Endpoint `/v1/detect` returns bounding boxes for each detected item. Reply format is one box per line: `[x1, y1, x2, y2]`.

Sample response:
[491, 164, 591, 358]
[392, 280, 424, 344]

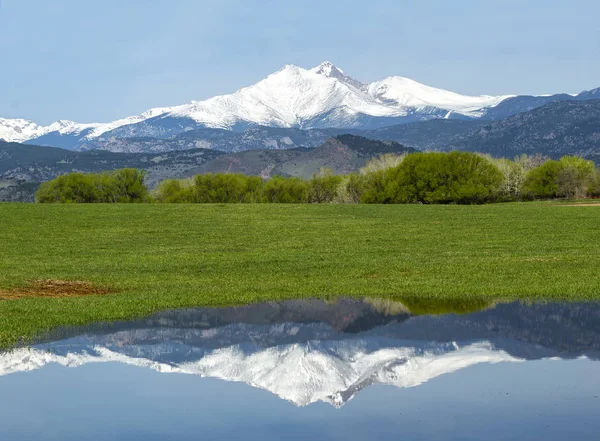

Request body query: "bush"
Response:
[111, 169, 149, 202]
[308, 168, 343, 203]
[335, 173, 364, 204]
[154, 179, 194, 203]
[260, 176, 309, 203]
[193, 173, 263, 203]
[522, 160, 561, 199]
[36, 169, 149, 203]
[523, 156, 596, 200]
[556, 156, 596, 199]
[378, 151, 504, 204]
[588, 170, 600, 198]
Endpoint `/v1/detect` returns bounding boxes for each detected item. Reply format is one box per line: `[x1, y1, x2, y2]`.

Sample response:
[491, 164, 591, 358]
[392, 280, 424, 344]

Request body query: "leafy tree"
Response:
[36, 173, 97, 203]
[588, 169, 600, 198]
[260, 176, 309, 203]
[154, 179, 194, 203]
[335, 173, 365, 204]
[111, 169, 149, 202]
[308, 168, 343, 203]
[36, 169, 149, 203]
[381, 151, 504, 204]
[522, 160, 562, 199]
[193, 173, 263, 203]
[359, 170, 388, 203]
[523, 156, 596, 199]
[556, 156, 596, 199]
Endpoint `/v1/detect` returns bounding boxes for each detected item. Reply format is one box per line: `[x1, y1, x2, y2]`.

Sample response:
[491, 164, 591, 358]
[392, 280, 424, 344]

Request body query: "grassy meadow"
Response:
[1, 202, 599, 349]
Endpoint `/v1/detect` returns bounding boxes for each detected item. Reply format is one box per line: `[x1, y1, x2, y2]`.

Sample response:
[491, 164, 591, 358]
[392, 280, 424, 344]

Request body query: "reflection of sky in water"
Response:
[1, 359, 598, 441]
[0, 299, 599, 440]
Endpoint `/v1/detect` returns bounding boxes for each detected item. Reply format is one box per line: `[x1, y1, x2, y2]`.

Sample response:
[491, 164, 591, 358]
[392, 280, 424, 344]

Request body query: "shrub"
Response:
[556, 156, 596, 199]
[193, 173, 263, 203]
[588, 170, 600, 198]
[36, 169, 149, 203]
[111, 169, 149, 202]
[523, 156, 596, 199]
[380, 151, 504, 204]
[154, 179, 194, 203]
[335, 173, 365, 204]
[308, 168, 343, 203]
[36, 173, 97, 203]
[260, 176, 309, 203]
[522, 160, 561, 199]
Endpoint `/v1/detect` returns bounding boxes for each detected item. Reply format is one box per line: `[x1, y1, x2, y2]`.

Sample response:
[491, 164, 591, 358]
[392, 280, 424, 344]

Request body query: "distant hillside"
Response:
[0, 136, 413, 201]
[0, 141, 224, 201]
[364, 119, 488, 150]
[440, 99, 600, 160]
[0, 179, 39, 203]
[79, 126, 354, 154]
[190, 135, 417, 179]
[358, 100, 600, 161]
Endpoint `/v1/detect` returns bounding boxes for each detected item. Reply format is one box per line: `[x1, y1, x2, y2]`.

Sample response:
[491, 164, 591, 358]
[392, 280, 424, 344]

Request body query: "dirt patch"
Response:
[0, 279, 114, 300]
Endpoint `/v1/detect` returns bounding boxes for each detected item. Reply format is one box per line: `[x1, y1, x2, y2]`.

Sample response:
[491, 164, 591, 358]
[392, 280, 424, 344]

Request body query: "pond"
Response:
[1, 298, 599, 440]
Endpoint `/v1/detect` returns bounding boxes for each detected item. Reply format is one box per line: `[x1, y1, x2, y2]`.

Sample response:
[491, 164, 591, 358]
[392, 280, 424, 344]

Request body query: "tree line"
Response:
[36, 152, 600, 204]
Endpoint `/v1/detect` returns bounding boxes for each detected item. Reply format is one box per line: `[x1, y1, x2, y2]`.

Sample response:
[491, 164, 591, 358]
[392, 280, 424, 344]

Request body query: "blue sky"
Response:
[1, 0, 599, 124]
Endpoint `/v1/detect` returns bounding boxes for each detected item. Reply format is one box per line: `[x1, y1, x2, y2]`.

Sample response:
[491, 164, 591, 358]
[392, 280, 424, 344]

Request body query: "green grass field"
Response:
[1, 202, 599, 349]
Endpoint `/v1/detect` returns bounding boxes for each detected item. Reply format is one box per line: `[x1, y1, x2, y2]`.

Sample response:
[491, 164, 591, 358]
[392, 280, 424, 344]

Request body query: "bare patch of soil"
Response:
[0, 279, 113, 300]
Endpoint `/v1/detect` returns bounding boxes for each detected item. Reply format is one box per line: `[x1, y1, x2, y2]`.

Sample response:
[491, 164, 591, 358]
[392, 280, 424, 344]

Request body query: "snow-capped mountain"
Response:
[0, 324, 520, 407]
[1, 106, 176, 149]
[94, 61, 513, 137]
[0, 118, 47, 144]
[0, 62, 514, 150]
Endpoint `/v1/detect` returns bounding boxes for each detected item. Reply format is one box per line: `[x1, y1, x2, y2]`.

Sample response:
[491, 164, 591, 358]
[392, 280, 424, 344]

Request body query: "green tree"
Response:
[260, 176, 310, 203]
[556, 156, 596, 199]
[588, 169, 600, 198]
[523, 160, 561, 199]
[36, 169, 149, 203]
[335, 173, 365, 204]
[111, 169, 149, 202]
[154, 179, 194, 203]
[308, 168, 343, 203]
[381, 151, 503, 204]
[193, 173, 263, 203]
[36, 173, 98, 203]
[523, 156, 596, 200]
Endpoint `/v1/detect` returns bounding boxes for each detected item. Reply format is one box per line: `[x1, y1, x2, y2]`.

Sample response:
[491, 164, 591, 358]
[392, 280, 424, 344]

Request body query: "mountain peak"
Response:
[310, 61, 365, 90]
[312, 61, 345, 76]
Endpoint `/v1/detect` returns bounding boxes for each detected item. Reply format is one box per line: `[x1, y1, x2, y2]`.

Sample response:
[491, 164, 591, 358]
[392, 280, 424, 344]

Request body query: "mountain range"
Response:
[2, 61, 598, 152]
[0, 135, 416, 201]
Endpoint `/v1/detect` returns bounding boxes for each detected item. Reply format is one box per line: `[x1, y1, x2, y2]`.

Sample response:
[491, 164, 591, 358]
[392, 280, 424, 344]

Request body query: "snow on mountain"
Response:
[0, 62, 515, 149]
[144, 61, 512, 132]
[0, 118, 47, 143]
[81, 106, 177, 139]
[161, 62, 409, 130]
[0, 321, 523, 407]
[367, 76, 512, 117]
[0, 107, 175, 146]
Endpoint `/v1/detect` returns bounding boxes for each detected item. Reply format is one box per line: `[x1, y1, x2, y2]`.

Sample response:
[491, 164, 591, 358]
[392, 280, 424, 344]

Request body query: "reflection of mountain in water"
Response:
[1, 299, 599, 407]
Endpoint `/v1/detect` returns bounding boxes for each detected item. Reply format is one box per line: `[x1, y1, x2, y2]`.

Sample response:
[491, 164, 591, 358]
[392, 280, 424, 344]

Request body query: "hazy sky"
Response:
[1, 0, 599, 124]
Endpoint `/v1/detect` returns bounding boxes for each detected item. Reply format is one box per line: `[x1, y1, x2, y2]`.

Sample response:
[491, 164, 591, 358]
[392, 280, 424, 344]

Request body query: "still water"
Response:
[1, 298, 599, 440]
